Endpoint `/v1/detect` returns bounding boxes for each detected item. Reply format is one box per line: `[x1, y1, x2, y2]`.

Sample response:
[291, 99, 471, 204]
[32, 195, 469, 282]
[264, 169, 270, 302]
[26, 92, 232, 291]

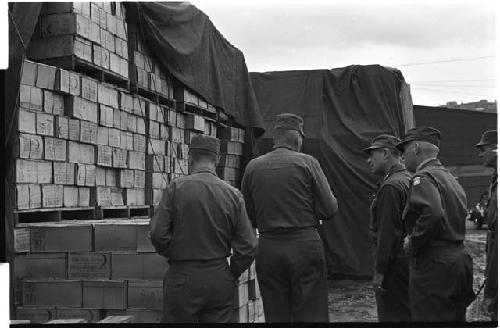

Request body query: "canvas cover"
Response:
[250, 66, 414, 277]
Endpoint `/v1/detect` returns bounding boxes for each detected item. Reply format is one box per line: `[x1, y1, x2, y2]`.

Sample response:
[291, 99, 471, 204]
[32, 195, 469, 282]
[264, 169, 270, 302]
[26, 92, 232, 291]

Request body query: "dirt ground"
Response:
[327, 220, 492, 323]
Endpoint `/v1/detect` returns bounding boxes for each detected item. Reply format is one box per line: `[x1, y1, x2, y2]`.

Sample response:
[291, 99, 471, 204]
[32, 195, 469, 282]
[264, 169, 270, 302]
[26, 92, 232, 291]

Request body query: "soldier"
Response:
[398, 126, 475, 322]
[150, 135, 257, 323]
[476, 130, 497, 321]
[241, 113, 338, 322]
[364, 134, 411, 322]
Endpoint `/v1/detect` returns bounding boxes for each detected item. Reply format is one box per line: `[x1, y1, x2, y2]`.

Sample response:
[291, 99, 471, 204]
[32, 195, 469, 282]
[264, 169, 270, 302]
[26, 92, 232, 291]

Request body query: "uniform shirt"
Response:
[485, 173, 497, 299]
[241, 146, 338, 232]
[150, 167, 257, 278]
[403, 158, 467, 255]
[370, 163, 411, 274]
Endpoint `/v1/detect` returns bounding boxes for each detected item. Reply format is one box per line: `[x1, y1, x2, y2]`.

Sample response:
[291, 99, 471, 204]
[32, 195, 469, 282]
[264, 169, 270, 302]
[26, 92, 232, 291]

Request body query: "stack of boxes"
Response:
[12, 1, 262, 323]
[28, 2, 129, 79]
[14, 219, 166, 323]
[233, 262, 265, 323]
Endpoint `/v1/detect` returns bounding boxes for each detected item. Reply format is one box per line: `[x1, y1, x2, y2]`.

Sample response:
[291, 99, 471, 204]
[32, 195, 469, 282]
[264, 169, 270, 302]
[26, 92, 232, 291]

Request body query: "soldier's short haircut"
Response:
[190, 149, 218, 162]
[273, 128, 301, 145]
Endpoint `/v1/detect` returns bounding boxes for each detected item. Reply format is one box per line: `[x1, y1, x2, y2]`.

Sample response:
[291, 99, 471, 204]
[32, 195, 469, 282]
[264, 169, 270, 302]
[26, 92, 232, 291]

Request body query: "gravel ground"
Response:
[328, 220, 491, 323]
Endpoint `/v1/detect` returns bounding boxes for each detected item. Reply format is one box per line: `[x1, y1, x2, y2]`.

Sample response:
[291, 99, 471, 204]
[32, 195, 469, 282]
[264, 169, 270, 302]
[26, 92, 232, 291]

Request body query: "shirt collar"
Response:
[191, 167, 217, 176]
[272, 145, 296, 152]
[416, 157, 439, 172]
[383, 163, 406, 182]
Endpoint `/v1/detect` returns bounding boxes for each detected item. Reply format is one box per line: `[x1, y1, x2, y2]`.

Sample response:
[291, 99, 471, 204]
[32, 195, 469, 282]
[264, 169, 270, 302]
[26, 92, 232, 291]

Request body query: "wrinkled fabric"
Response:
[125, 2, 265, 137]
[250, 66, 413, 277]
[485, 173, 497, 320]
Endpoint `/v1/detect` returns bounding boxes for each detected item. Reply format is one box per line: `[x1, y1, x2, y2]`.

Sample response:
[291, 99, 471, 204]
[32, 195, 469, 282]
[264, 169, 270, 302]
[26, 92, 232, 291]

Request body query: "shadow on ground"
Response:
[327, 220, 491, 323]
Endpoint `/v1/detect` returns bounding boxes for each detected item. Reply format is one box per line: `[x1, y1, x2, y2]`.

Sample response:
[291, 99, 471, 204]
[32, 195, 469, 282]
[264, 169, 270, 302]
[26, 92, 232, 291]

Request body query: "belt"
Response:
[168, 257, 228, 265]
[260, 226, 316, 235]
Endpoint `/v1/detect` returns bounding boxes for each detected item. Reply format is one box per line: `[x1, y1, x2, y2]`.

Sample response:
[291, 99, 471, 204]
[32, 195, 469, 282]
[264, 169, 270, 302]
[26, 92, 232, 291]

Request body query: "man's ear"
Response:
[413, 142, 420, 156]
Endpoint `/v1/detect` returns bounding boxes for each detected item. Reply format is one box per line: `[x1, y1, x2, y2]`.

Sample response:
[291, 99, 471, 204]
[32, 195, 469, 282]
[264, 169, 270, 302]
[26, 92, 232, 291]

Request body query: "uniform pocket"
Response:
[164, 273, 187, 292]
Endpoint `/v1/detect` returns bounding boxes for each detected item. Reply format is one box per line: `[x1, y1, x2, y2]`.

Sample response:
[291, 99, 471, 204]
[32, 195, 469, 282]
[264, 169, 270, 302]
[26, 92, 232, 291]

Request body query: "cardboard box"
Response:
[26, 86, 43, 111]
[16, 159, 36, 183]
[99, 105, 114, 127]
[127, 280, 163, 309]
[30, 223, 93, 252]
[147, 103, 158, 121]
[185, 114, 205, 132]
[134, 170, 145, 189]
[119, 110, 129, 131]
[112, 148, 128, 168]
[147, 138, 165, 155]
[18, 133, 43, 159]
[97, 126, 109, 146]
[110, 187, 124, 206]
[69, 71, 81, 96]
[68, 119, 80, 141]
[146, 172, 168, 190]
[85, 164, 96, 186]
[63, 186, 79, 207]
[81, 76, 98, 102]
[169, 127, 183, 143]
[105, 168, 117, 187]
[110, 52, 120, 74]
[96, 145, 113, 167]
[108, 128, 121, 147]
[44, 137, 66, 161]
[21, 60, 37, 86]
[79, 187, 90, 207]
[54, 162, 74, 185]
[55, 68, 70, 93]
[55, 308, 101, 323]
[136, 224, 155, 252]
[16, 184, 29, 210]
[18, 109, 36, 134]
[82, 280, 126, 309]
[55, 116, 69, 139]
[40, 13, 89, 39]
[128, 151, 145, 170]
[36, 112, 54, 136]
[14, 228, 30, 253]
[112, 253, 168, 280]
[133, 134, 146, 153]
[125, 132, 134, 150]
[124, 189, 145, 205]
[68, 252, 111, 279]
[23, 280, 82, 307]
[95, 167, 106, 186]
[148, 120, 160, 138]
[30, 184, 42, 208]
[15, 307, 56, 323]
[91, 186, 112, 206]
[67, 96, 98, 123]
[35, 63, 57, 89]
[133, 97, 146, 117]
[27, 35, 91, 62]
[94, 223, 138, 251]
[43, 90, 54, 113]
[14, 253, 67, 279]
[118, 169, 134, 188]
[127, 114, 137, 133]
[68, 142, 95, 164]
[41, 184, 63, 208]
[120, 92, 133, 113]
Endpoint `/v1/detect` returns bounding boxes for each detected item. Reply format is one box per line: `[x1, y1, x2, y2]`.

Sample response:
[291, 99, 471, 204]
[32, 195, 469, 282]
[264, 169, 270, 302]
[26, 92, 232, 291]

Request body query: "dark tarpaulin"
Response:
[250, 65, 413, 277]
[125, 2, 265, 137]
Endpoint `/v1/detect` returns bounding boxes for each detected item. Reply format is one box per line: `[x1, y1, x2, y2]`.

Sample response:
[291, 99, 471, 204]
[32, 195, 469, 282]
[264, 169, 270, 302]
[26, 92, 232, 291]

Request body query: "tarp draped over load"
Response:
[124, 2, 265, 137]
[250, 66, 413, 277]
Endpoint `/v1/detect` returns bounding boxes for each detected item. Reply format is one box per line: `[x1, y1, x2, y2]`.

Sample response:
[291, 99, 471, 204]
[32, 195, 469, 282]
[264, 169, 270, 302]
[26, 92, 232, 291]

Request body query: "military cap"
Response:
[189, 135, 220, 155]
[475, 130, 497, 147]
[363, 134, 402, 153]
[274, 113, 306, 138]
[396, 126, 441, 151]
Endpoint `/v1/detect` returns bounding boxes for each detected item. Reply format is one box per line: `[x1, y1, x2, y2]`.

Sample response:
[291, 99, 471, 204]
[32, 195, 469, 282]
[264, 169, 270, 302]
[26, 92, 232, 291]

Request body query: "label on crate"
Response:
[36, 112, 54, 136]
[76, 164, 86, 186]
[69, 71, 81, 96]
[68, 252, 111, 279]
[63, 186, 79, 207]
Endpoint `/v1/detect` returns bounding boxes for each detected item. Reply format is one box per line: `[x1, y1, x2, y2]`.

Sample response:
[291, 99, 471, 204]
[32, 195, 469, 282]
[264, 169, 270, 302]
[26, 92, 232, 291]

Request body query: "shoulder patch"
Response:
[413, 177, 421, 186]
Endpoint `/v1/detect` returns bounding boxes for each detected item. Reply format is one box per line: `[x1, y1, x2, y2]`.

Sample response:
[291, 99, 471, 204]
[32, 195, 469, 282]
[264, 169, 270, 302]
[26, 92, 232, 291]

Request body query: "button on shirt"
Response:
[241, 147, 338, 232]
[403, 158, 467, 255]
[370, 163, 411, 274]
[150, 168, 257, 278]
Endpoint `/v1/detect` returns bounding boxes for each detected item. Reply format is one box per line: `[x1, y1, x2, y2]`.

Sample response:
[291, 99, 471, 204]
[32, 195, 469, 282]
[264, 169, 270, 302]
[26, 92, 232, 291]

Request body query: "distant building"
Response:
[414, 104, 497, 207]
[441, 99, 497, 113]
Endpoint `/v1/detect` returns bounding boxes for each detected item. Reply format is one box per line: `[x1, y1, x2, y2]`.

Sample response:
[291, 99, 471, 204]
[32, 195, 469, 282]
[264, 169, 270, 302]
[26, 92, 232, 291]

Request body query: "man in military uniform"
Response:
[476, 130, 497, 321]
[150, 135, 257, 323]
[364, 134, 411, 322]
[241, 113, 338, 322]
[398, 126, 475, 322]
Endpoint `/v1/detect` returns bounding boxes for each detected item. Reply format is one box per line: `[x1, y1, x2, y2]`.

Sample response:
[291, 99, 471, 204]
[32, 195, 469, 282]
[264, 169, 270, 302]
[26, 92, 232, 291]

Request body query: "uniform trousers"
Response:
[375, 255, 411, 322]
[255, 228, 329, 322]
[162, 258, 236, 323]
[409, 244, 475, 322]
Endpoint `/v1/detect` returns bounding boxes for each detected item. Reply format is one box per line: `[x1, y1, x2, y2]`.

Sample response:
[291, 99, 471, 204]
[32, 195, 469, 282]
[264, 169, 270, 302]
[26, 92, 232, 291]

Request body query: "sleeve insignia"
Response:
[413, 177, 421, 186]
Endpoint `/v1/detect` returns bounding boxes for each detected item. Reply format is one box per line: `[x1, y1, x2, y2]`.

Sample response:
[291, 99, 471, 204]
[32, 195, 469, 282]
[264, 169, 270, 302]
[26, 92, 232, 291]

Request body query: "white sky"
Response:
[192, 0, 498, 107]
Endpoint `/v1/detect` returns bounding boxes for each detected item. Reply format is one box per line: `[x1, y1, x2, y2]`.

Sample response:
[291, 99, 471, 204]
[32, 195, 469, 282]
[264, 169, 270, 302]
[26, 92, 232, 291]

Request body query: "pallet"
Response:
[95, 205, 150, 219]
[39, 56, 130, 90]
[14, 207, 95, 224]
[177, 101, 217, 120]
[130, 84, 176, 109]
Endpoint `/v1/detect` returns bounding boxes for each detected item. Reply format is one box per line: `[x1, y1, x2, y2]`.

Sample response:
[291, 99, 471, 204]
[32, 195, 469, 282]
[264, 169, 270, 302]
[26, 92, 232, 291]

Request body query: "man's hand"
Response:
[372, 272, 384, 289]
[403, 236, 411, 255]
